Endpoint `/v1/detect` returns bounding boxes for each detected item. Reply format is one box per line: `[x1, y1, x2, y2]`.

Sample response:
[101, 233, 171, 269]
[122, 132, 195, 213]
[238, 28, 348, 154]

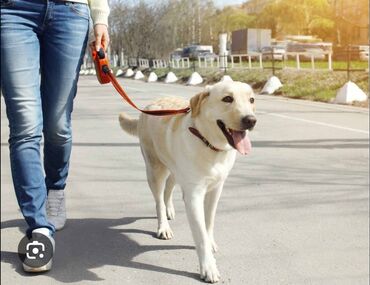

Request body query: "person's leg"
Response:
[40, 1, 89, 228]
[0, 1, 55, 236]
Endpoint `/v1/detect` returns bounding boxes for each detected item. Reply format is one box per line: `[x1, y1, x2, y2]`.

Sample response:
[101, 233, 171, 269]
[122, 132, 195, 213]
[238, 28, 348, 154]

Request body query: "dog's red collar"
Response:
[188, 127, 222, 152]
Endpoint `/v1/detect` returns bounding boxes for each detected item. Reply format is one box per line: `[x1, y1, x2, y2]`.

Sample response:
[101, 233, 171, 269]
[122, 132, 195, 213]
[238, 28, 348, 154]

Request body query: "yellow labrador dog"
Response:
[119, 81, 256, 283]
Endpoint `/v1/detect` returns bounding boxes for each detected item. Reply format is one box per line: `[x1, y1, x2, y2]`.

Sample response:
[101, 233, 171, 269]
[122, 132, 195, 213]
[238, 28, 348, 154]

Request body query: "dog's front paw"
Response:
[166, 204, 175, 220]
[200, 261, 220, 283]
[157, 225, 174, 240]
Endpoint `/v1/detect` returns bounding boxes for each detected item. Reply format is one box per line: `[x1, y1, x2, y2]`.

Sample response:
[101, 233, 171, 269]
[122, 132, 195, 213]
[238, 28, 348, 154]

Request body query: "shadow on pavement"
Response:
[3, 138, 368, 149]
[253, 138, 369, 149]
[1, 217, 198, 283]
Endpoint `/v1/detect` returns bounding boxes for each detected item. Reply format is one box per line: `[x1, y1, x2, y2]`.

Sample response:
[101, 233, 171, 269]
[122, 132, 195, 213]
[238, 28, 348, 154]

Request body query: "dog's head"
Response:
[190, 81, 256, 155]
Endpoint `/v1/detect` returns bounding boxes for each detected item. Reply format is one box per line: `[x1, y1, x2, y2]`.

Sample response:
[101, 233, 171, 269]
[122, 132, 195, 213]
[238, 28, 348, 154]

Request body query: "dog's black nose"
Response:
[241, 115, 257, 130]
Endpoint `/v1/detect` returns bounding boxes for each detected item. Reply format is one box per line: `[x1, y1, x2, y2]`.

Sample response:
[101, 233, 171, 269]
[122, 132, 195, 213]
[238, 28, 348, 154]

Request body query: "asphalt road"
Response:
[1, 76, 369, 285]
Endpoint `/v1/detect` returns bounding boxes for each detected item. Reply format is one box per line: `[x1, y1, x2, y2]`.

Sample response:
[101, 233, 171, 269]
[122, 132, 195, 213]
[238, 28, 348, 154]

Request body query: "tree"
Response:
[107, 0, 354, 58]
[256, 0, 335, 41]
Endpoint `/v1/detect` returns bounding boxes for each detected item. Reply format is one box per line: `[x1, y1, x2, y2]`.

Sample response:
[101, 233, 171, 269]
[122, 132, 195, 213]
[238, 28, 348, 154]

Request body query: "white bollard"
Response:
[334, 81, 368, 104]
[260, 76, 283, 94]
[147, 72, 158, 82]
[187, 72, 203, 85]
[220, 75, 233, 82]
[116, 69, 124, 77]
[124, 68, 134, 77]
[134, 70, 145, 80]
[164, 72, 178, 83]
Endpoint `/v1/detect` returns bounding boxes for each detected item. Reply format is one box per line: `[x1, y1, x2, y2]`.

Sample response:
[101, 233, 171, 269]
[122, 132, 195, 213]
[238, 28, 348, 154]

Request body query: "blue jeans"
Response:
[1, 0, 89, 235]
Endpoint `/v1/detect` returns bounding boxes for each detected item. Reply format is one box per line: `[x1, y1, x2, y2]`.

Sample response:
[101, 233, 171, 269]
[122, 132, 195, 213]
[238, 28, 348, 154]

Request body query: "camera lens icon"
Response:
[26, 241, 45, 259]
[18, 232, 53, 268]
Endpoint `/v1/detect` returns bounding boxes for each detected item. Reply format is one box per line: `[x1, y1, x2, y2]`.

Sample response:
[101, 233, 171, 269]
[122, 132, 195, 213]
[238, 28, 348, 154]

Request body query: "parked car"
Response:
[357, 45, 369, 61]
[183, 45, 214, 59]
[197, 51, 218, 61]
[333, 45, 369, 61]
[170, 48, 183, 60]
[286, 43, 328, 60]
[359, 49, 369, 61]
[261, 45, 286, 61]
[303, 47, 326, 60]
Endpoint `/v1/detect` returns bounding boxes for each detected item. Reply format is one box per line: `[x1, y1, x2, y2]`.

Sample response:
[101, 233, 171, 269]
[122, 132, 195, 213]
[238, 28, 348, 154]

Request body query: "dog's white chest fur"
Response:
[146, 114, 236, 186]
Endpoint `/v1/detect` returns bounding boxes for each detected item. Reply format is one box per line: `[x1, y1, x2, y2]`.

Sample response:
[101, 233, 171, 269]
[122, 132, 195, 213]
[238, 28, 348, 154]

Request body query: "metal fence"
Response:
[81, 45, 369, 79]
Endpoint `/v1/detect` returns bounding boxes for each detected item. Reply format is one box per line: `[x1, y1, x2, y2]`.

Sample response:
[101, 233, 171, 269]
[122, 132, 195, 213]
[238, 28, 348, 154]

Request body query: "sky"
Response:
[213, 0, 246, 7]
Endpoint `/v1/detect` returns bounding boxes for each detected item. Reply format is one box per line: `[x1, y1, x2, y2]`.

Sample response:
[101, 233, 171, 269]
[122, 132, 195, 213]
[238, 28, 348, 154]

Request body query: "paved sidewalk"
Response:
[1, 77, 369, 285]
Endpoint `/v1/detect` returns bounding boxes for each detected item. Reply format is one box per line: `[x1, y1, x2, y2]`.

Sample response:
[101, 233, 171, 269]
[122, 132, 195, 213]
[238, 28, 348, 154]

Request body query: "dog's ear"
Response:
[190, 91, 209, 118]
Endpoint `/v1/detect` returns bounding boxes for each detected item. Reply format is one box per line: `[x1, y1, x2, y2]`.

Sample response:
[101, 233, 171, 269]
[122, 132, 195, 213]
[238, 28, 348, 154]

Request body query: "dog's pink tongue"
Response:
[231, 130, 252, 155]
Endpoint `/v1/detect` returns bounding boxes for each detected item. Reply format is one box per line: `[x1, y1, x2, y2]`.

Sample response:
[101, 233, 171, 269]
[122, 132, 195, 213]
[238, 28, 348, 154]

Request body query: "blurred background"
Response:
[82, 0, 369, 105]
[108, 0, 368, 58]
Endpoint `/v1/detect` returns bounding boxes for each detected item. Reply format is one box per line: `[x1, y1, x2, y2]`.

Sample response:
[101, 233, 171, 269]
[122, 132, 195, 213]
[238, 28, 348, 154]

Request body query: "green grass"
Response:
[276, 70, 368, 102]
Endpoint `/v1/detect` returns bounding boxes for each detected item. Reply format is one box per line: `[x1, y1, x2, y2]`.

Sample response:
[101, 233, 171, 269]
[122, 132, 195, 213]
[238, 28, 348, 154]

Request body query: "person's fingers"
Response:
[102, 32, 110, 50]
[95, 34, 102, 51]
[93, 25, 109, 51]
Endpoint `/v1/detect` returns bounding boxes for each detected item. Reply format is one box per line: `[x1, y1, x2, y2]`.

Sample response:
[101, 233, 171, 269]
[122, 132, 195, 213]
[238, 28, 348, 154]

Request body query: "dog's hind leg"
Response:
[144, 154, 174, 240]
[164, 174, 176, 220]
[204, 183, 224, 253]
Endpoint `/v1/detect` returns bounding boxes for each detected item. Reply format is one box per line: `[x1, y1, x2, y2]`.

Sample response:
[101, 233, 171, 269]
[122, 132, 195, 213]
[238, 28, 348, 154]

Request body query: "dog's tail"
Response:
[118, 112, 138, 137]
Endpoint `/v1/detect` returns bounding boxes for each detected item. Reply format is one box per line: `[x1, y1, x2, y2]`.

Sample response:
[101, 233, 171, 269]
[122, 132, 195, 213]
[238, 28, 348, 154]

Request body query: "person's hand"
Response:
[90, 24, 109, 51]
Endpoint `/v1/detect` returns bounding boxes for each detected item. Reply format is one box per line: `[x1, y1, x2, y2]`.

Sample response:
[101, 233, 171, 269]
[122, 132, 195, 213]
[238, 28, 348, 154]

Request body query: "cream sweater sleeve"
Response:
[88, 0, 110, 26]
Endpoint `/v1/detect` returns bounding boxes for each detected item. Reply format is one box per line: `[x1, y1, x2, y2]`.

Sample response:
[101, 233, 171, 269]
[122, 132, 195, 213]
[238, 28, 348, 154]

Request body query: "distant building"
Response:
[329, 0, 369, 45]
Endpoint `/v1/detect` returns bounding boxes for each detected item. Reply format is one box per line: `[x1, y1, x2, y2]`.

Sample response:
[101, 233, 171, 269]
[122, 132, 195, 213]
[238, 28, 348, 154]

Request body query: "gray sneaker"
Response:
[46, 190, 66, 231]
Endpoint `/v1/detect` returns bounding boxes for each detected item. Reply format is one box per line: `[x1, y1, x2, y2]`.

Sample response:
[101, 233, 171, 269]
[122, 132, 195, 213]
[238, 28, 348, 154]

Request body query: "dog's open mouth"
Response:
[217, 120, 252, 155]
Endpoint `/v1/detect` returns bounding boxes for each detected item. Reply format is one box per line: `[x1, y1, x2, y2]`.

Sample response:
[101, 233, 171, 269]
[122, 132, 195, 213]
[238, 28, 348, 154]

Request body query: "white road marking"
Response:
[264, 112, 369, 135]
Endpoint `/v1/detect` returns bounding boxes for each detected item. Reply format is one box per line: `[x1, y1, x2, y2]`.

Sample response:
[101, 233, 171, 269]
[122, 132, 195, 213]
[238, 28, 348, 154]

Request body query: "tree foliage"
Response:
[255, 0, 335, 40]
[108, 0, 367, 57]
[108, 0, 255, 58]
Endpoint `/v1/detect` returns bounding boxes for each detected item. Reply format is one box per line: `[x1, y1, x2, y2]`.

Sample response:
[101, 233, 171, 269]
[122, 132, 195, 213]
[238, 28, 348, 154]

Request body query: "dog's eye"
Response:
[222, 96, 234, 103]
[250, 97, 255, 104]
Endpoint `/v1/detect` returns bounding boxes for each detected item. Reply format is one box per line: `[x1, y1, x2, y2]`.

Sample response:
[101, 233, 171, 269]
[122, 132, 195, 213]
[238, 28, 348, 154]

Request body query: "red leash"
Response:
[92, 48, 191, 116]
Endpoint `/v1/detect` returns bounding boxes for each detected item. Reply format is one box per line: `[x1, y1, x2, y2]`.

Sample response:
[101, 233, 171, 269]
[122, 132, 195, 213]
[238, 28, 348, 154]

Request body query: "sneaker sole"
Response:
[23, 260, 52, 273]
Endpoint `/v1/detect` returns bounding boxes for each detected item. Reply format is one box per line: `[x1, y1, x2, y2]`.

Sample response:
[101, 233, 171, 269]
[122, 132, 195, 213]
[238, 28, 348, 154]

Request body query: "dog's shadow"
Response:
[1, 217, 198, 283]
